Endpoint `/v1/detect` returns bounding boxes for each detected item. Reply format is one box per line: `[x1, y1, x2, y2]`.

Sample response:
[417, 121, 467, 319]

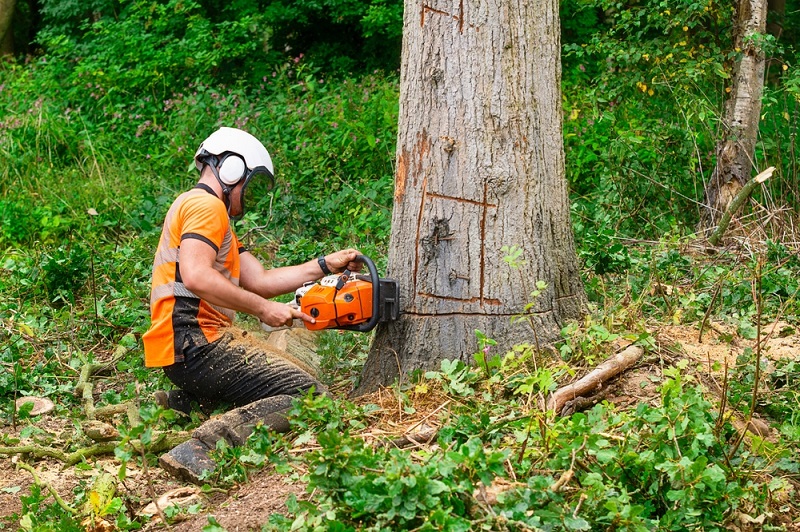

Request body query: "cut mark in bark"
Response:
[411, 131, 431, 188]
[479, 182, 489, 307]
[402, 307, 553, 316]
[412, 175, 429, 293]
[420, 1, 465, 33]
[416, 292, 502, 305]
[396, 148, 408, 201]
[426, 191, 497, 208]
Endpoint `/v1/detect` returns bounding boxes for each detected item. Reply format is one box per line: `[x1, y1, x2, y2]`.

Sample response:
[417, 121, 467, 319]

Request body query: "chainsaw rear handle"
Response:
[339, 254, 381, 332]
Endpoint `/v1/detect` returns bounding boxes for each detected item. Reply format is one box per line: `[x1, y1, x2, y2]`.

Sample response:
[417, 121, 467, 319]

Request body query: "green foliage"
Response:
[33, 0, 268, 129]
[562, 0, 799, 243]
[258, 363, 785, 531]
[209, 423, 292, 486]
[317, 329, 373, 388]
[16, 484, 83, 531]
[203, 516, 228, 532]
[728, 349, 800, 443]
[38, 0, 120, 37]
[497, 371, 755, 530]
[265, 393, 502, 531]
[33, 0, 402, 78]
[40, 242, 90, 304]
[572, 215, 631, 275]
[424, 358, 481, 398]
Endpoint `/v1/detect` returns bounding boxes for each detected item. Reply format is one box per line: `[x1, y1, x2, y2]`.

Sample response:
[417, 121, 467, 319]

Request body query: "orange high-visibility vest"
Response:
[143, 186, 242, 367]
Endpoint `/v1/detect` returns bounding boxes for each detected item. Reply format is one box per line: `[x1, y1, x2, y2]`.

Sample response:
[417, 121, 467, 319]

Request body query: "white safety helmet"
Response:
[194, 127, 275, 219]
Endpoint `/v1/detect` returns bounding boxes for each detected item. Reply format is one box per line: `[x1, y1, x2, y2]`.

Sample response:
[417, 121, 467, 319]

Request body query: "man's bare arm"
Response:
[239, 248, 362, 299]
[179, 238, 312, 327]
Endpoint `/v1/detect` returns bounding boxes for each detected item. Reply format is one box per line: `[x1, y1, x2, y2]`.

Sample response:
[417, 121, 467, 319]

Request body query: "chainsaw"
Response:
[293, 254, 399, 332]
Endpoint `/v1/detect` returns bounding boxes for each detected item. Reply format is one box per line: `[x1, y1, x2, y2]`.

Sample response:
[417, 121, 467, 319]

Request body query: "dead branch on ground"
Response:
[547, 345, 645, 416]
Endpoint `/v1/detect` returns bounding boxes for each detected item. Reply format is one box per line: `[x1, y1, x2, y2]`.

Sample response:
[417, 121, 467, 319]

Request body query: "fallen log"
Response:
[547, 345, 644, 416]
[385, 424, 439, 449]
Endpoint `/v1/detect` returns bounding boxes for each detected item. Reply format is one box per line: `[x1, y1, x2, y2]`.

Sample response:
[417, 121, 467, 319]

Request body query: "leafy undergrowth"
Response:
[3, 232, 800, 531]
[124, 312, 800, 532]
[257, 330, 800, 532]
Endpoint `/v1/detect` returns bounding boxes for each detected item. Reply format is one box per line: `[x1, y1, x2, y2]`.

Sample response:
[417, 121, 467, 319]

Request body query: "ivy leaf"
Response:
[738, 319, 758, 340]
[564, 516, 591, 530]
[702, 464, 726, 484]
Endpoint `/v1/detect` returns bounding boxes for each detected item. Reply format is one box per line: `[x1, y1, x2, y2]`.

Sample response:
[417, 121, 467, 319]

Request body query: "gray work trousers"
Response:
[163, 331, 325, 445]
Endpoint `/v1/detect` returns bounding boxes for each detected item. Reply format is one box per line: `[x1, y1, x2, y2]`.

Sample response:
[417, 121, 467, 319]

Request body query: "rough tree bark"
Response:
[0, 0, 16, 57]
[356, 0, 586, 394]
[701, 0, 768, 231]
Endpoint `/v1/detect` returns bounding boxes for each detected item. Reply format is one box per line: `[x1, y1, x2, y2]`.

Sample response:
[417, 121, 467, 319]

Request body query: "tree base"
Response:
[354, 311, 566, 396]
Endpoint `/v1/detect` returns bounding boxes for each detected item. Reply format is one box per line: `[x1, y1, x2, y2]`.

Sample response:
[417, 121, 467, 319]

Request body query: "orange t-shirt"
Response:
[143, 186, 243, 367]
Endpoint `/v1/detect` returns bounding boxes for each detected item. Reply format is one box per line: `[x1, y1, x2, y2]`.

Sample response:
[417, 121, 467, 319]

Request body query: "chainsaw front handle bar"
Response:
[340, 254, 381, 332]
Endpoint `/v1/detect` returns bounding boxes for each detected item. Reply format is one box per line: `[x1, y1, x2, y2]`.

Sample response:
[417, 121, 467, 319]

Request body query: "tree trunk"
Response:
[356, 0, 585, 394]
[701, 0, 768, 231]
[0, 0, 16, 57]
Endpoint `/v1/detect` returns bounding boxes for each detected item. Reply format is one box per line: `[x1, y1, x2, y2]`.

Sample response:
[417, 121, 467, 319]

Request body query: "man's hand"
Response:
[260, 301, 315, 328]
[324, 248, 363, 274]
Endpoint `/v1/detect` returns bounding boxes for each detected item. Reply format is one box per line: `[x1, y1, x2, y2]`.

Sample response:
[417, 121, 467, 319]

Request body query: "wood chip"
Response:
[139, 486, 203, 517]
[15, 397, 54, 416]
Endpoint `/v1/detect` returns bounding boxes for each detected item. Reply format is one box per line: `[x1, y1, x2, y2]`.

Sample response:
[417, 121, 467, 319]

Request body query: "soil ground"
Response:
[2, 322, 799, 531]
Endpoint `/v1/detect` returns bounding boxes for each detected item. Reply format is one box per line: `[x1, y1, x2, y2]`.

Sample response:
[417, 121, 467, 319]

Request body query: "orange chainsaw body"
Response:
[300, 277, 374, 331]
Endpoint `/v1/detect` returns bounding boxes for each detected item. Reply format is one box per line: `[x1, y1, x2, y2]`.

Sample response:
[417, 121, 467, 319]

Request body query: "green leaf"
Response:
[666, 489, 685, 501]
[595, 448, 616, 463]
[738, 319, 758, 340]
[564, 516, 591, 530]
[203, 516, 228, 532]
[702, 464, 726, 484]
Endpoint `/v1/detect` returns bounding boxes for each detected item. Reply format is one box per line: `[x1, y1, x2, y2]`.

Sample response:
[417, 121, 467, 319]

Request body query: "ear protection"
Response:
[217, 153, 247, 186]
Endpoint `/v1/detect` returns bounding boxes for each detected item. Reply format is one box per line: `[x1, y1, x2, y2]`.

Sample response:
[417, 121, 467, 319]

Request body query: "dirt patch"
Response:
[152, 471, 307, 532]
[602, 320, 800, 407]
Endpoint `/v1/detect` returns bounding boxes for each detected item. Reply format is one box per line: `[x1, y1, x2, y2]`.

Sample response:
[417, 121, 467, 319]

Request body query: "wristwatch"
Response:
[317, 256, 332, 275]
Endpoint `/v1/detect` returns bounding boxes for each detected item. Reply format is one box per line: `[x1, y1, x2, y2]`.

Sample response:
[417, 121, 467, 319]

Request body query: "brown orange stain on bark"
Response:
[395, 149, 408, 202]
[413, 129, 431, 184]
[396, 130, 430, 202]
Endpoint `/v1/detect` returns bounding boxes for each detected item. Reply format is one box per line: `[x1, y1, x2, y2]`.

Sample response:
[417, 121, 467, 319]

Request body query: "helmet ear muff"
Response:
[218, 154, 247, 186]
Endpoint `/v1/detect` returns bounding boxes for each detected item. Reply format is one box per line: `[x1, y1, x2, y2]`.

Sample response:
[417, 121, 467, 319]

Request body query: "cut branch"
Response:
[0, 431, 191, 466]
[547, 345, 644, 416]
[707, 166, 774, 246]
[17, 461, 77, 515]
[74, 337, 136, 421]
[384, 424, 439, 449]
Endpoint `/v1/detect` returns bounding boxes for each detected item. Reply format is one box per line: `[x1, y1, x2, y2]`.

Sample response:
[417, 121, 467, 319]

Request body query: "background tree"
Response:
[0, 0, 16, 56]
[357, 0, 586, 393]
[702, 0, 769, 230]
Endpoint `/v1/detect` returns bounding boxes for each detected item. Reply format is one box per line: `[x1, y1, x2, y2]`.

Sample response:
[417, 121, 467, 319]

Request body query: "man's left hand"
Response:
[324, 249, 363, 274]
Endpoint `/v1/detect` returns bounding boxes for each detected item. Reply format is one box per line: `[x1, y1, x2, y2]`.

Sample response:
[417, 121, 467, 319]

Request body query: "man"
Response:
[143, 126, 360, 483]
